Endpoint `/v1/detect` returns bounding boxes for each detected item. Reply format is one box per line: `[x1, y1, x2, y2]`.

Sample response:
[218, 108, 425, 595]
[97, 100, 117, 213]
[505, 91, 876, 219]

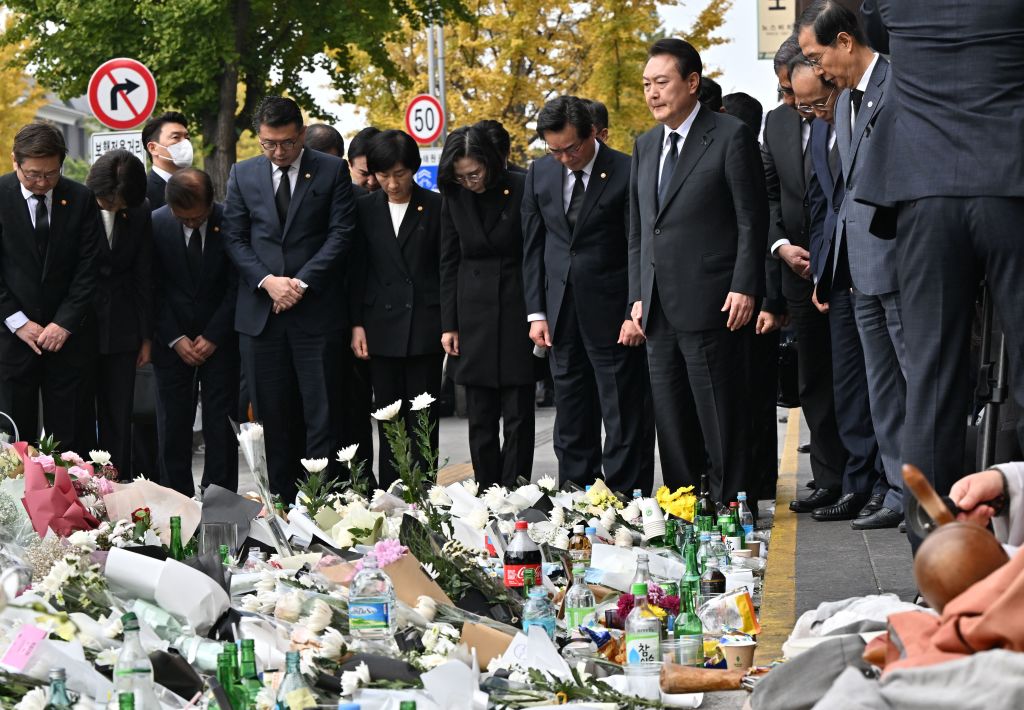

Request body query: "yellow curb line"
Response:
[756, 408, 801, 663]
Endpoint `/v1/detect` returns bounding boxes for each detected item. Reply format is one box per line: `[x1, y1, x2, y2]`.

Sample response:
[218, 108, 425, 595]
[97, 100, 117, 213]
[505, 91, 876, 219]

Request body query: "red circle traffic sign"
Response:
[405, 94, 445, 145]
[88, 58, 158, 130]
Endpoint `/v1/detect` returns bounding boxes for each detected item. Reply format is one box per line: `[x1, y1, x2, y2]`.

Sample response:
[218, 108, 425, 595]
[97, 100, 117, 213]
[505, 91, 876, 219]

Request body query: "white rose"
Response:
[409, 392, 436, 411]
[335, 444, 360, 464]
[371, 400, 403, 421]
[88, 450, 112, 466]
[428, 485, 452, 507]
[537, 475, 557, 492]
[300, 457, 329, 474]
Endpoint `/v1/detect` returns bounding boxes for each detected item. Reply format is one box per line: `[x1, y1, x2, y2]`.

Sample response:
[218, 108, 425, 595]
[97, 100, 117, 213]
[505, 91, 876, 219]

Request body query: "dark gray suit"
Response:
[833, 55, 906, 513]
[857, 1, 1024, 499]
[628, 105, 768, 504]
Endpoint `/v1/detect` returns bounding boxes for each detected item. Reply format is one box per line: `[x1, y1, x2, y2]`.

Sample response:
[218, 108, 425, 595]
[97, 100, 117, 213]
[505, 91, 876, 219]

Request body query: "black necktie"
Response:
[565, 170, 585, 232]
[802, 121, 814, 187]
[828, 139, 841, 182]
[32, 194, 49, 259]
[186, 226, 203, 284]
[850, 89, 864, 118]
[658, 132, 680, 209]
[275, 166, 291, 225]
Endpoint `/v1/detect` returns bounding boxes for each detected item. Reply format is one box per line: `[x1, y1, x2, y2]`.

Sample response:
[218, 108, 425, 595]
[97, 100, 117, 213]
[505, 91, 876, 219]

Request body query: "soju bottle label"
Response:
[349, 601, 390, 630]
[566, 606, 595, 628]
[625, 631, 661, 664]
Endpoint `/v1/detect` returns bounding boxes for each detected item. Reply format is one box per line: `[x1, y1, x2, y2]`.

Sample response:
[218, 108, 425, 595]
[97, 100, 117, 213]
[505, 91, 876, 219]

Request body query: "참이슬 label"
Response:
[625, 631, 661, 665]
[349, 601, 390, 630]
[504, 563, 542, 587]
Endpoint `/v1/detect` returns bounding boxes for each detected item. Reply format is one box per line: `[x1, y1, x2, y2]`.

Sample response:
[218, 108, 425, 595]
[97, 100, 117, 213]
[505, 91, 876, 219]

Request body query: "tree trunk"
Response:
[203, 0, 250, 200]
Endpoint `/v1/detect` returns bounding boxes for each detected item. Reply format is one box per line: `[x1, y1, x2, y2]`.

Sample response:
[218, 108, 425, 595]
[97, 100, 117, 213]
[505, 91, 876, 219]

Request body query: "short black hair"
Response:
[365, 129, 421, 173]
[535, 95, 594, 142]
[348, 126, 381, 161]
[787, 53, 816, 81]
[585, 99, 610, 132]
[796, 0, 866, 47]
[722, 93, 764, 136]
[437, 125, 505, 193]
[698, 77, 723, 112]
[13, 122, 67, 164]
[165, 168, 214, 211]
[773, 35, 802, 75]
[472, 119, 512, 160]
[141, 111, 188, 160]
[305, 124, 345, 156]
[648, 37, 703, 87]
[251, 96, 303, 133]
[86, 149, 147, 208]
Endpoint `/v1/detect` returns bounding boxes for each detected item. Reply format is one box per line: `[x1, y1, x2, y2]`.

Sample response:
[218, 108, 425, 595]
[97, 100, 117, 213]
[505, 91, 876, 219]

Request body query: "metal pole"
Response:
[426, 24, 436, 101]
[436, 24, 448, 140]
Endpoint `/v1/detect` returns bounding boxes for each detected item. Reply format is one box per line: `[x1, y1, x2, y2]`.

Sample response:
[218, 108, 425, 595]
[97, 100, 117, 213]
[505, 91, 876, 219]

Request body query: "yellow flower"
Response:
[656, 485, 697, 522]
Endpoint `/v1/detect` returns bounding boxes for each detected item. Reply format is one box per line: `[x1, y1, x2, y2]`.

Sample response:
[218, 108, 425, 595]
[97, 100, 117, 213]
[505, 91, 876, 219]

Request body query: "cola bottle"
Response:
[504, 520, 542, 597]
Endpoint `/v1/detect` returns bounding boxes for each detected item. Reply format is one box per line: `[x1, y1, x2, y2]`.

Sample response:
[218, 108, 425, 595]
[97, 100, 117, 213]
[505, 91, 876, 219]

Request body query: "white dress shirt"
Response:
[258, 150, 305, 290]
[152, 165, 174, 183]
[100, 209, 116, 246]
[527, 142, 602, 323]
[4, 184, 54, 333]
[387, 200, 410, 237]
[169, 223, 207, 348]
[658, 102, 701, 187]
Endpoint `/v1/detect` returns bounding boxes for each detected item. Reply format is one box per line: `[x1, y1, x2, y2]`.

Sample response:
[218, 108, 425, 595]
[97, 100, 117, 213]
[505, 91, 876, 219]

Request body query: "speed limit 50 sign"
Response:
[405, 94, 445, 145]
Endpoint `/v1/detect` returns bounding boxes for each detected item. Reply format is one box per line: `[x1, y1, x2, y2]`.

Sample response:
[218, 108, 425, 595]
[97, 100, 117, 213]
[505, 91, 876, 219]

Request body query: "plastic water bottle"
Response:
[564, 564, 596, 629]
[625, 583, 661, 665]
[585, 526, 599, 545]
[521, 587, 556, 639]
[348, 553, 397, 644]
[114, 613, 160, 710]
[737, 492, 755, 537]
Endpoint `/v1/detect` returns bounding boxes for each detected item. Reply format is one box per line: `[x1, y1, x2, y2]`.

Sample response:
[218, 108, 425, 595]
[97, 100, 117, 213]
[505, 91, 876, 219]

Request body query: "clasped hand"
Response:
[16, 320, 69, 355]
[264, 275, 305, 314]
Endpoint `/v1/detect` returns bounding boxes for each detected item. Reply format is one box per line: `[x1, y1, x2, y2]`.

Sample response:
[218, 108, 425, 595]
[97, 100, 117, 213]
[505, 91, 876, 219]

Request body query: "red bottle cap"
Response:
[515, 520, 528, 530]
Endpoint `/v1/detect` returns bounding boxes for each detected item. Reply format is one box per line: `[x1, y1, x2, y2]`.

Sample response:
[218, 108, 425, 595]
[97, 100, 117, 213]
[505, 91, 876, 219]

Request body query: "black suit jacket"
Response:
[440, 172, 533, 387]
[151, 203, 237, 350]
[222, 150, 356, 337]
[146, 170, 167, 211]
[350, 185, 443, 358]
[94, 203, 153, 354]
[0, 173, 101, 366]
[629, 106, 768, 331]
[521, 144, 632, 344]
[807, 119, 846, 287]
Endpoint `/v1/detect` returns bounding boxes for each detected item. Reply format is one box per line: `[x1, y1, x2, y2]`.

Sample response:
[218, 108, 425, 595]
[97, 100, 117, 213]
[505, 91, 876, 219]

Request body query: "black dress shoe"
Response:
[811, 492, 871, 521]
[790, 487, 840, 513]
[857, 493, 886, 518]
[797, 442, 811, 453]
[806, 480, 818, 490]
[850, 507, 902, 530]
[899, 520, 907, 534]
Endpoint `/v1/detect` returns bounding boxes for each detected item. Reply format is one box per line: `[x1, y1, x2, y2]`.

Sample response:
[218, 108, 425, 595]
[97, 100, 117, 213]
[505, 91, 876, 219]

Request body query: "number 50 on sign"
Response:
[405, 94, 445, 145]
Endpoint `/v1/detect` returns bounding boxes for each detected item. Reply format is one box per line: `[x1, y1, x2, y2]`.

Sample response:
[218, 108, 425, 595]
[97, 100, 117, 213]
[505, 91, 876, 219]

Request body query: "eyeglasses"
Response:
[454, 171, 484, 185]
[258, 137, 300, 152]
[796, 87, 837, 115]
[17, 165, 61, 182]
[805, 43, 834, 69]
[546, 141, 584, 157]
[777, 83, 795, 96]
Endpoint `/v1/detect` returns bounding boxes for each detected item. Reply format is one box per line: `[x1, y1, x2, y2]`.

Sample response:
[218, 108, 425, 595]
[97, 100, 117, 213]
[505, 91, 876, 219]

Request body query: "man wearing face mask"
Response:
[141, 112, 193, 211]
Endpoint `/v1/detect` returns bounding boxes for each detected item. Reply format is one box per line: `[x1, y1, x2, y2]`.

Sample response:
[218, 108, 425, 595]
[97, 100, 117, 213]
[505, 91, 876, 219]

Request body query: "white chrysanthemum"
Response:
[88, 450, 112, 466]
[549, 506, 565, 527]
[428, 485, 452, 507]
[409, 392, 436, 411]
[68, 529, 98, 551]
[299, 648, 317, 676]
[340, 661, 371, 696]
[318, 627, 346, 660]
[600, 505, 618, 530]
[551, 528, 571, 550]
[614, 526, 634, 547]
[537, 475, 557, 492]
[335, 444, 360, 464]
[465, 508, 490, 530]
[273, 590, 303, 622]
[299, 598, 332, 634]
[14, 688, 47, 710]
[421, 562, 440, 580]
[418, 653, 449, 670]
[371, 400, 402, 421]
[255, 570, 279, 593]
[36, 557, 76, 599]
[497, 519, 516, 537]
[300, 457, 329, 474]
[96, 647, 119, 667]
[421, 624, 441, 651]
[461, 479, 479, 497]
[254, 686, 276, 710]
[482, 484, 509, 512]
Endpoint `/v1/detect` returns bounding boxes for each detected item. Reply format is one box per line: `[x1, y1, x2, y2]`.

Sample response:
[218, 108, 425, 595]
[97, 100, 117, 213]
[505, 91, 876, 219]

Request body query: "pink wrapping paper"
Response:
[18, 444, 100, 537]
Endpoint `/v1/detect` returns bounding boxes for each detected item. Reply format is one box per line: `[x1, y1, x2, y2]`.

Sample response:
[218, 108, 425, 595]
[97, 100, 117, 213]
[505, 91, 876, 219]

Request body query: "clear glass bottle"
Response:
[737, 492, 754, 537]
[44, 668, 74, 709]
[168, 516, 185, 561]
[275, 650, 316, 709]
[348, 553, 397, 644]
[624, 583, 661, 665]
[681, 531, 701, 613]
[521, 587, 556, 639]
[695, 532, 712, 575]
[563, 564, 596, 629]
[114, 613, 160, 710]
[567, 524, 592, 568]
[699, 549, 726, 605]
[632, 551, 650, 586]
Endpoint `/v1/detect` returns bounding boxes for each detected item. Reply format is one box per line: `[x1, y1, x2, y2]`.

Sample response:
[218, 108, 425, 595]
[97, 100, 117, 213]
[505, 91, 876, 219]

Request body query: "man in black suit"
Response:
[628, 39, 768, 506]
[522, 95, 653, 494]
[347, 127, 381, 193]
[85, 150, 153, 475]
[223, 96, 356, 497]
[151, 169, 238, 496]
[855, 0, 1024, 512]
[141, 112, 192, 210]
[0, 123, 101, 451]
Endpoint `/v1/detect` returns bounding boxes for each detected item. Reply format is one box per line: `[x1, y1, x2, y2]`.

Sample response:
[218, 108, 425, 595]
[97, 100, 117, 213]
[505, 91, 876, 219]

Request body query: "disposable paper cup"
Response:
[745, 540, 762, 557]
[732, 548, 753, 558]
[722, 640, 757, 670]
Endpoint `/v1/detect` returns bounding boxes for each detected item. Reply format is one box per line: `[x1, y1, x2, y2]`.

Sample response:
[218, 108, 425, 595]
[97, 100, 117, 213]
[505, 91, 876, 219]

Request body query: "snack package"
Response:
[697, 588, 760, 636]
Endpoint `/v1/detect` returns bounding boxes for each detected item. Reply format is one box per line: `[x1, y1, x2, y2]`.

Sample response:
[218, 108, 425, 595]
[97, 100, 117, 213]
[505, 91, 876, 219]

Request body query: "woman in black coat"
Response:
[350, 130, 443, 488]
[439, 125, 535, 489]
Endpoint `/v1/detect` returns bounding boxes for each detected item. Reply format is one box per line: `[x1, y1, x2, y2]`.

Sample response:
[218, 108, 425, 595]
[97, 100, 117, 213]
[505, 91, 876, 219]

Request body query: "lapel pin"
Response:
[417, 205, 424, 212]
[305, 173, 311, 179]
[600, 172, 607, 179]
[503, 188, 510, 195]
[121, 212, 128, 218]
[60, 199, 68, 206]
[867, 101, 874, 108]
[213, 226, 220, 232]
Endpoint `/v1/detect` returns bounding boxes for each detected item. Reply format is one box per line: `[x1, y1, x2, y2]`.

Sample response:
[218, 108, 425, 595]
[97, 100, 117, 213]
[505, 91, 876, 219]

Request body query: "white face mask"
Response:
[160, 139, 194, 168]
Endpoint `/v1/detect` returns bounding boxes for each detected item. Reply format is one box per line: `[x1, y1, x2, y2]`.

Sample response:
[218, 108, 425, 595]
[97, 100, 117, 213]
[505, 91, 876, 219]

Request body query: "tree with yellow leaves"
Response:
[0, 18, 45, 154]
[352, 0, 731, 159]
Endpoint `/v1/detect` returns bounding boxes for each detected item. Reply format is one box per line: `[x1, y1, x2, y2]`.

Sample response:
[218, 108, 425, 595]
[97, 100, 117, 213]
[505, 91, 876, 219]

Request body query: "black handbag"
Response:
[777, 331, 800, 409]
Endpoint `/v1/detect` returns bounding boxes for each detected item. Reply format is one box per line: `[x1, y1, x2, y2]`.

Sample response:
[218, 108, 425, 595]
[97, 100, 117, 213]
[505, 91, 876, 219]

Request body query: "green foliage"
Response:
[296, 470, 341, 519]
[61, 157, 90, 183]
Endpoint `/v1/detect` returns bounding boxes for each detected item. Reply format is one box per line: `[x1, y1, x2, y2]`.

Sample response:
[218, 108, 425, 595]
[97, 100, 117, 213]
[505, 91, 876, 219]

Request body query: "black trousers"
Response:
[548, 286, 653, 494]
[240, 315, 344, 499]
[131, 365, 160, 479]
[0, 328, 96, 453]
[154, 342, 239, 497]
[464, 383, 535, 489]
[369, 353, 443, 489]
[94, 350, 137, 476]
[645, 286, 747, 504]
[747, 321, 780, 501]
[786, 295, 846, 491]
[898, 196, 1024, 510]
[339, 352, 374, 471]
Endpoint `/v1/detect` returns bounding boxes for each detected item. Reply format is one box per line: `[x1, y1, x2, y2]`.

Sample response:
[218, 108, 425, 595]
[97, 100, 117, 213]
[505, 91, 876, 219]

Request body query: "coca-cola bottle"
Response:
[504, 520, 542, 597]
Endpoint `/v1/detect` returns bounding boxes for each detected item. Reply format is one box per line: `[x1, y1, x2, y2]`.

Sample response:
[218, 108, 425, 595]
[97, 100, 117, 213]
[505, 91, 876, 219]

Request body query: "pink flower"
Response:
[68, 465, 91, 479]
[354, 539, 408, 571]
[33, 454, 55, 473]
[96, 478, 115, 496]
[62, 451, 85, 466]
